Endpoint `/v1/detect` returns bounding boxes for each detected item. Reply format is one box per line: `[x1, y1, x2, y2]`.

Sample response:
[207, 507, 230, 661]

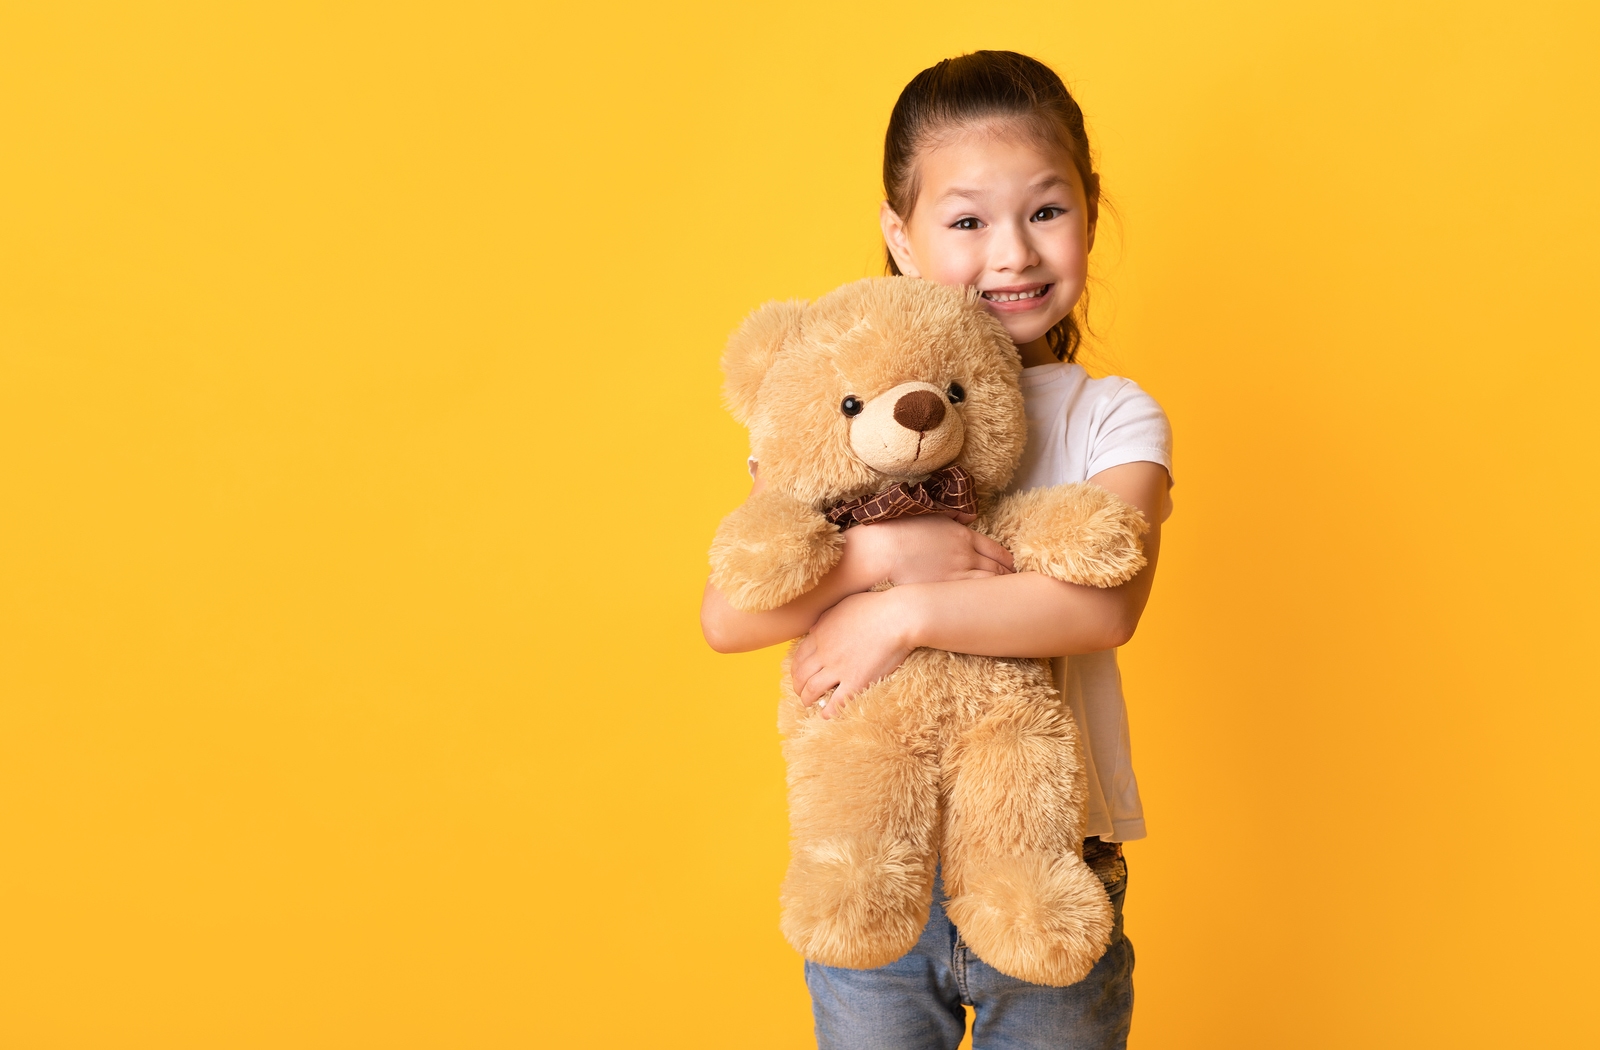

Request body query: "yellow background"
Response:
[2, 2, 1596, 1046]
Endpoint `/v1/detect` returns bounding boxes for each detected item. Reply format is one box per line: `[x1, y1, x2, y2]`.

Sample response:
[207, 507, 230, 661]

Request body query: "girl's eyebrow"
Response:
[936, 174, 1069, 205]
[936, 186, 986, 204]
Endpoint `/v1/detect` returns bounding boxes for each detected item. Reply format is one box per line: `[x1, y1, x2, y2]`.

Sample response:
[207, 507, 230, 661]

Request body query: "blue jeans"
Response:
[804, 843, 1133, 1050]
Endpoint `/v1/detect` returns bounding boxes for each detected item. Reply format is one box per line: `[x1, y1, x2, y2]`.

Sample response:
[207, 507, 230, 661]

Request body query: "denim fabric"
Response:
[804, 846, 1133, 1050]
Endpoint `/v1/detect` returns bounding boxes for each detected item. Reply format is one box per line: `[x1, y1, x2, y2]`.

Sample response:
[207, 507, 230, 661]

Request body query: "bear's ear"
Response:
[722, 299, 805, 425]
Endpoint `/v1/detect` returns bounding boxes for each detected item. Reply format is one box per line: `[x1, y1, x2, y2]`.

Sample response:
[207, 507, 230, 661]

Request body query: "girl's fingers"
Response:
[802, 667, 840, 708]
[822, 675, 885, 718]
[790, 640, 818, 684]
[972, 533, 1015, 571]
[829, 674, 877, 716]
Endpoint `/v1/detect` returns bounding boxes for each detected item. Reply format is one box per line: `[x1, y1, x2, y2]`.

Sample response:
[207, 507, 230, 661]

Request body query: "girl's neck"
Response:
[1017, 336, 1060, 369]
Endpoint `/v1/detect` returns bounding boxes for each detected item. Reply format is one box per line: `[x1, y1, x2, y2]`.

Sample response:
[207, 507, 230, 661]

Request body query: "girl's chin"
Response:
[992, 314, 1060, 347]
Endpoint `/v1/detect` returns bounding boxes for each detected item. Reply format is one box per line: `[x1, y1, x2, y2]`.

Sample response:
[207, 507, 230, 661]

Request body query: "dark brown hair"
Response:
[883, 51, 1100, 363]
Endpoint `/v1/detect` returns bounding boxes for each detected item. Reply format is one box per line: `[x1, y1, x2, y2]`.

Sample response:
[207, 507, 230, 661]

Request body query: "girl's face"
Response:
[881, 122, 1096, 362]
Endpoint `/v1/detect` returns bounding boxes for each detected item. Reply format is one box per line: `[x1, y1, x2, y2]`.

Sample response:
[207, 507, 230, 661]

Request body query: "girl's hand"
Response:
[845, 515, 1014, 587]
[791, 589, 922, 719]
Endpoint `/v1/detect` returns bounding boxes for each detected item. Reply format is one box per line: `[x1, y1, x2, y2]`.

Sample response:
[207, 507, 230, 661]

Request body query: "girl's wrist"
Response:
[882, 584, 932, 650]
[839, 528, 892, 592]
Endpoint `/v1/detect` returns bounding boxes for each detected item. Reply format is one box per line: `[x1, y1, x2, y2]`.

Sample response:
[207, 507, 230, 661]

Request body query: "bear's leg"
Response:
[940, 663, 1114, 988]
[778, 654, 942, 971]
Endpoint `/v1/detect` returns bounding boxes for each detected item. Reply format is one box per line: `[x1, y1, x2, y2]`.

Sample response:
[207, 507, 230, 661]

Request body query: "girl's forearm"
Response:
[700, 557, 876, 653]
[705, 461, 1164, 657]
[701, 506, 1015, 654]
[893, 486, 1164, 658]
[892, 571, 1141, 658]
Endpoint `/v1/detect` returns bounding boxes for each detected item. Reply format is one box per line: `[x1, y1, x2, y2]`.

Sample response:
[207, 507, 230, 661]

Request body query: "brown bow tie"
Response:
[825, 465, 976, 531]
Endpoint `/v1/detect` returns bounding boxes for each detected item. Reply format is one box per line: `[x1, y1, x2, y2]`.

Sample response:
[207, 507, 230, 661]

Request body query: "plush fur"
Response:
[711, 277, 1149, 987]
[709, 489, 846, 612]
[981, 483, 1149, 589]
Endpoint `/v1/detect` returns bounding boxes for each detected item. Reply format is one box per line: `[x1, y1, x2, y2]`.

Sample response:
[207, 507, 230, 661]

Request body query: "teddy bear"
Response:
[709, 276, 1149, 987]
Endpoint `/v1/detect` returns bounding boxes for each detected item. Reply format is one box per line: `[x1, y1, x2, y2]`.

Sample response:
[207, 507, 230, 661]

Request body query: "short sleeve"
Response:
[1085, 380, 1173, 483]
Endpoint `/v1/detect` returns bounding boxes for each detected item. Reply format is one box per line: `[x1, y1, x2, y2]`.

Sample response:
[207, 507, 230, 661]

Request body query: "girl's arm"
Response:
[700, 474, 1017, 653]
[791, 461, 1169, 716]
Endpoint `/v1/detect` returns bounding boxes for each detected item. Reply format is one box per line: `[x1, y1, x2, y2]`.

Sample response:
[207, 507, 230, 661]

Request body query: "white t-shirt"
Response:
[1011, 361, 1173, 842]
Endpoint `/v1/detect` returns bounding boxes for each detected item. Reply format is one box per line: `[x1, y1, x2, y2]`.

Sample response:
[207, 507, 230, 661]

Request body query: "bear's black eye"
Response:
[947, 382, 966, 404]
[840, 396, 864, 417]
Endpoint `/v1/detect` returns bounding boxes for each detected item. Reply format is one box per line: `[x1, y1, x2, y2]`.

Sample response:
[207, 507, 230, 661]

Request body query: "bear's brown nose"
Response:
[893, 389, 946, 432]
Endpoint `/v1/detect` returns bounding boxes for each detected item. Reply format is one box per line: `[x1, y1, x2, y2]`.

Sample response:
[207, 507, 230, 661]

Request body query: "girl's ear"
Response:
[722, 299, 805, 425]
[879, 201, 920, 277]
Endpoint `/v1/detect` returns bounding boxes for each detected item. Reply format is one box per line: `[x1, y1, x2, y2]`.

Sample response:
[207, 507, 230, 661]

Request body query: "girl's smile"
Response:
[980, 281, 1053, 311]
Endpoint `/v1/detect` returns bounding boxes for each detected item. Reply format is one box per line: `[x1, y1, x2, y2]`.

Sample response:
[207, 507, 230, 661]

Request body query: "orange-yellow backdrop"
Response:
[2, 2, 1597, 1047]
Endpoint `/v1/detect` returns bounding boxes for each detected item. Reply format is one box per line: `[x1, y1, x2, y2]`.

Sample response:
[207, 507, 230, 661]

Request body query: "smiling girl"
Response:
[701, 51, 1172, 1050]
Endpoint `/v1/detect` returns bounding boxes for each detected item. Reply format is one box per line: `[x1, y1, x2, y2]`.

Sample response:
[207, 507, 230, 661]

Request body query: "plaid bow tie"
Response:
[824, 465, 977, 531]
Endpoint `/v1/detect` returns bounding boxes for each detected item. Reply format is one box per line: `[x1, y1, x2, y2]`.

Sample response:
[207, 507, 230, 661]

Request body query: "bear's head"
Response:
[724, 277, 1026, 509]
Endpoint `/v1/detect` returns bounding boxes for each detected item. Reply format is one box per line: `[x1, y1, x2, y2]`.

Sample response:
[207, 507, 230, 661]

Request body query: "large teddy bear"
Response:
[710, 277, 1149, 987]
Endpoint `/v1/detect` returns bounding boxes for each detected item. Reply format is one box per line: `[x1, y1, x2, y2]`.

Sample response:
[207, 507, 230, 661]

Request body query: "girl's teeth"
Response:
[985, 287, 1047, 302]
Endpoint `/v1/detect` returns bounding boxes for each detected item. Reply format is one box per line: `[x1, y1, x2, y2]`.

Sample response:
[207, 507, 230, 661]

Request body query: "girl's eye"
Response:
[1031, 207, 1066, 222]
[951, 217, 983, 231]
[840, 396, 864, 417]
[947, 383, 966, 404]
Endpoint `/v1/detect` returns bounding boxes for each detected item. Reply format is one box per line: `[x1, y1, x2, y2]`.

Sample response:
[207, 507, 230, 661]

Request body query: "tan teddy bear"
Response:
[710, 277, 1149, 987]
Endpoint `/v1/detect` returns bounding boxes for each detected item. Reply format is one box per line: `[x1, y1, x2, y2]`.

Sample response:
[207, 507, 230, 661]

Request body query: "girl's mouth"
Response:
[980, 284, 1052, 306]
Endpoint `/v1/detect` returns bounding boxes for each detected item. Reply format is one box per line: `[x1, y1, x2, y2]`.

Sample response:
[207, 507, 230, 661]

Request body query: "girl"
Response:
[701, 51, 1172, 1050]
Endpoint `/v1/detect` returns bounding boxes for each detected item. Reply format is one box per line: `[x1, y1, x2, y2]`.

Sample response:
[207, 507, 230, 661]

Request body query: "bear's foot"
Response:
[944, 852, 1114, 987]
[780, 836, 933, 969]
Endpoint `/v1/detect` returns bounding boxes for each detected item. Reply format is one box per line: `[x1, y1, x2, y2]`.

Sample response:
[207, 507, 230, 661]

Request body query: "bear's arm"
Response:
[709, 489, 845, 612]
[977, 483, 1149, 589]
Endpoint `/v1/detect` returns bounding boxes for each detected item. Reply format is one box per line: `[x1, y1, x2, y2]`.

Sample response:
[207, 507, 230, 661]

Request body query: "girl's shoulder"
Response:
[1023, 362, 1168, 424]
[1022, 362, 1173, 483]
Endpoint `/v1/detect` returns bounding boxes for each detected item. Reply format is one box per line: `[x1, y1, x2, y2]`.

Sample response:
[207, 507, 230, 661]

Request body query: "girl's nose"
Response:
[991, 221, 1040, 272]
